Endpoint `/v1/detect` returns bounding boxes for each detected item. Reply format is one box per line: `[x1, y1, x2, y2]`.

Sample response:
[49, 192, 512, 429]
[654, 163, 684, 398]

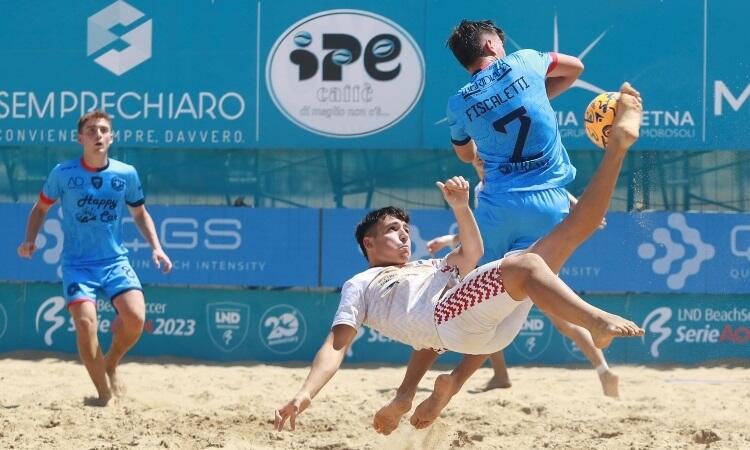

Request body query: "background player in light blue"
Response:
[443, 19, 618, 397]
[17, 110, 172, 406]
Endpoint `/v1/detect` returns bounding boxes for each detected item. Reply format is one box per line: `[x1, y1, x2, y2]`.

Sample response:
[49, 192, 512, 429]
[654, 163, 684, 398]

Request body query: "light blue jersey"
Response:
[446, 49, 576, 196]
[40, 158, 144, 266]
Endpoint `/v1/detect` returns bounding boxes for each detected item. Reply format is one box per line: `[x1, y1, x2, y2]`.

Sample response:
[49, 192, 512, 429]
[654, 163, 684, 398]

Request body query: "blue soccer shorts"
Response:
[475, 187, 570, 265]
[62, 257, 142, 308]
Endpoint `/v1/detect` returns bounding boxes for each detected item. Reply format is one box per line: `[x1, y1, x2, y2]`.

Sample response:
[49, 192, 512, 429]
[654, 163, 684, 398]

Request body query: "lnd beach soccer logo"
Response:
[267, 9, 425, 137]
[87, 0, 152, 76]
[206, 302, 250, 352]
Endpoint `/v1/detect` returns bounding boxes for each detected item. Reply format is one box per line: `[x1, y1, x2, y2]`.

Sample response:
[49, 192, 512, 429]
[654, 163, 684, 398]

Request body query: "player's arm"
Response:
[17, 198, 54, 258]
[275, 324, 358, 431]
[439, 177, 483, 277]
[447, 97, 478, 163]
[545, 52, 584, 100]
[452, 139, 477, 163]
[128, 204, 172, 273]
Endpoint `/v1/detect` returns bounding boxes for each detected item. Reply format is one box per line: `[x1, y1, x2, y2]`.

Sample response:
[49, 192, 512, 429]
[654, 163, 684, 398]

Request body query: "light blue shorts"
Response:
[475, 187, 570, 265]
[62, 257, 142, 308]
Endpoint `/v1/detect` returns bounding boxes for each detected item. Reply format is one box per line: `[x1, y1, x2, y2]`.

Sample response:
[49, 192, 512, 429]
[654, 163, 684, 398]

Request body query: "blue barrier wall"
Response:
[1, 283, 747, 364]
[4, 204, 750, 293]
[2, 0, 749, 150]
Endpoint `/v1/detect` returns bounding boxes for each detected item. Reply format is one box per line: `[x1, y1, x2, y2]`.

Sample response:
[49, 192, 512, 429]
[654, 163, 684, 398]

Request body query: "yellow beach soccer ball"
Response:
[583, 92, 620, 149]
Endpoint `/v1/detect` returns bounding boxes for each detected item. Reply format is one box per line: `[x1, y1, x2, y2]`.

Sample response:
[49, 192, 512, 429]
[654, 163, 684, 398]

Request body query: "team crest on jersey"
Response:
[111, 177, 125, 191]
[91, 176, 103, 189]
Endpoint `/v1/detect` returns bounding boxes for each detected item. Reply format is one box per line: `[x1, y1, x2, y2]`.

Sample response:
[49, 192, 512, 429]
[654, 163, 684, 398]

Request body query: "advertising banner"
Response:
[4, 204, 749, 294]
[1, 1, 748, 150]
[3, 285, 747, 365]
[5, 204, 319, 287]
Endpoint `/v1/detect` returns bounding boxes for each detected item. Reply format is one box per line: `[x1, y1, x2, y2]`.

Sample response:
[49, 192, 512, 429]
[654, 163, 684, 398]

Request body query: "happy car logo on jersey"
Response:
[259, 304, 307, 355]
[87, 0, 152, 76]
[206, 302, 250, 352]
[512, 307, 553, 360]
[91, 176, 103, 189]
[266, 9, 425, 138]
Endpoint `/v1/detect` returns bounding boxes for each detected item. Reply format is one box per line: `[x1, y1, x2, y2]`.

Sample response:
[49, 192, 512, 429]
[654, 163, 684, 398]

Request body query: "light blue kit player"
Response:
[442, 20, 621, 397]
[18, 111, 172, 406]
[446, 32, 579, 261]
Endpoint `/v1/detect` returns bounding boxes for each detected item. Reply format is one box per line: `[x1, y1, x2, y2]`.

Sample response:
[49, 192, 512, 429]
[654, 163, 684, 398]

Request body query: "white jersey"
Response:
[332, 258, 460, 351]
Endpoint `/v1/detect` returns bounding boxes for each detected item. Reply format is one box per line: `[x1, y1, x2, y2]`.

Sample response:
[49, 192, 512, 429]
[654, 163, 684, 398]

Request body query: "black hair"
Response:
[446, 19, 505, 69]
[355, 206, 410, 261]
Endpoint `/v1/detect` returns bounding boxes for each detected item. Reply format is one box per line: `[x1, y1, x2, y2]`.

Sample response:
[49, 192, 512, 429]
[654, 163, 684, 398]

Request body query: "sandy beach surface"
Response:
[1, 353, 748, 449]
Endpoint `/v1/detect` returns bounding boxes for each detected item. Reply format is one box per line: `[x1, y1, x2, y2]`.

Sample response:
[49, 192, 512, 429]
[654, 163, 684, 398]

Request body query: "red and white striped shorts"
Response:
[434, 259, 532, 355]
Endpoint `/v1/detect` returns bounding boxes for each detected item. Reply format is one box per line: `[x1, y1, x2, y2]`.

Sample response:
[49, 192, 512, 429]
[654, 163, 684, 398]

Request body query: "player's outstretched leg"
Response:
[528, 83, 643, 276]
[501, 253, 643, 349]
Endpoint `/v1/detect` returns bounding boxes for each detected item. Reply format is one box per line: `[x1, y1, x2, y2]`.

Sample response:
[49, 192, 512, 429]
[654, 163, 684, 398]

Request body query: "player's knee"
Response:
[74, 315, 98, 335]
[121, 310, 145, 330]
[503, 253, 546, 282]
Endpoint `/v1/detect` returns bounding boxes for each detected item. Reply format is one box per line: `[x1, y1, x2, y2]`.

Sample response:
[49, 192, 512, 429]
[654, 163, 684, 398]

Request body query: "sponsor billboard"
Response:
[321, 209, 750, 293]
[3, 283, 747, 364]
[5, 204, 319, 287]
[1, 1, 748, 150]
[3, 204, 749, 294]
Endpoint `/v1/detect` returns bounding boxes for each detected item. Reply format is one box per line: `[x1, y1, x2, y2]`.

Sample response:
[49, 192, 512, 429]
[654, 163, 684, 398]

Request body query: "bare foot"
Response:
[410, 374, 456, 429]
[608, 82, 643, 150]
[599, 370, 619, 398]
[468, 376, 512, 394]
[373, 396, 412, 435]
[590, 312, 644, 349]
[84, 393, 113, 407]
[106, 365, 126, 398]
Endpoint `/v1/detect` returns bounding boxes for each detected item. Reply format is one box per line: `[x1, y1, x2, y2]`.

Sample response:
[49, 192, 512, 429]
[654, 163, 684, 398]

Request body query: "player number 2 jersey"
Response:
[446, 49, 576, 194]
[40, 158, 145, 265]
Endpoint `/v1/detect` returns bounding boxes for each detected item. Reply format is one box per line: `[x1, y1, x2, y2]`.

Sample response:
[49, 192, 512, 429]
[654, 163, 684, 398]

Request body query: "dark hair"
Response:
[355, 206, 410, 261]
[78, 110, 113, 133]
[446, 19, 505, 69]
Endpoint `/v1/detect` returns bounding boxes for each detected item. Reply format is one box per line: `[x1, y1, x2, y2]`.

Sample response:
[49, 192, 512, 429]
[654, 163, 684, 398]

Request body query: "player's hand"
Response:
[274, 392, 311, 431]
[17, 241, 37, 259]
[152, 248, 173, 274]
[427, 235, 456, 254]
[437, 176, 470, 209]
